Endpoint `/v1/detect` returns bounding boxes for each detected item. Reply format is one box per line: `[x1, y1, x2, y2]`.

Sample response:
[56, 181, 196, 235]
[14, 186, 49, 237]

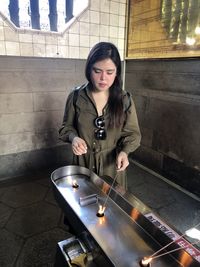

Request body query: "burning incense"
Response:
[140, 241, 200, 266]
[149, 240, 200, 261]
[150, 222, 200, 259]
[102, 172, 118, 207]
[96, 172, 118, 217]
[140, 222, 200, 266]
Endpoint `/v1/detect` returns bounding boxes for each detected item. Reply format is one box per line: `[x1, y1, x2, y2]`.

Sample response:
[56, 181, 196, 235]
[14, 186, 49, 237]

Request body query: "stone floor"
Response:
[0, 162, 200, 266]
[0, 170, 72, 267]
[127, 160, 200, 236]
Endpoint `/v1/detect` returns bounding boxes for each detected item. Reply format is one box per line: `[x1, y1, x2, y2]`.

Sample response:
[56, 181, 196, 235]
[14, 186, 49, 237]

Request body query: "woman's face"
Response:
[90, 58, 117, 92]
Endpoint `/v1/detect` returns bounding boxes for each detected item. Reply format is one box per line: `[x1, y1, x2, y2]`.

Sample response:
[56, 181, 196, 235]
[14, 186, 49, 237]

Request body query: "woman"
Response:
[59, 42, 141, 188]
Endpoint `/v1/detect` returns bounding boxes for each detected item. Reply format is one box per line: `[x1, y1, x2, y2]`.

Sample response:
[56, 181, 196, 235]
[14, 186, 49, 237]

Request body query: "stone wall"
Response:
[0, 56, 86, 180]
[125, 59, 200, 196]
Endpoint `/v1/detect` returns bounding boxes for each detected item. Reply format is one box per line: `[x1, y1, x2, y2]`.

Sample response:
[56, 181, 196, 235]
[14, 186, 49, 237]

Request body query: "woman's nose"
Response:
[100, 71, 105, 80]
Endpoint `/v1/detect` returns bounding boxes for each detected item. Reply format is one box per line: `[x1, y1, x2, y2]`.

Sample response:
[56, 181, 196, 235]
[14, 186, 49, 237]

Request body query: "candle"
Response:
[72, 180, 79, 188]
[96, 205, 105, 217]
[139, 257, 152, 267]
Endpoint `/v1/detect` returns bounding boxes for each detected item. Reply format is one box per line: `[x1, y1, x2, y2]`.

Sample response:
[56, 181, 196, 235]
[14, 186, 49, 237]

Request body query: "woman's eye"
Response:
[94, 69, 101, 73]
[93, 68, 115, 75]
[93, 69, 101, 74]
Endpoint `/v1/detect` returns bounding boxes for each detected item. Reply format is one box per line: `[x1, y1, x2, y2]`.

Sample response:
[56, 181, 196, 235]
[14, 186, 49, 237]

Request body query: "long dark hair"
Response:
[85, 42, 124, 128]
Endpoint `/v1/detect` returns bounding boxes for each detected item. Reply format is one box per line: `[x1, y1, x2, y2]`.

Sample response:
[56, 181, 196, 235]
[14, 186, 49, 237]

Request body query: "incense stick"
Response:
[150, 240, 200, 261]
[102, 172, 118, 208]
[150, 222, 200, 258]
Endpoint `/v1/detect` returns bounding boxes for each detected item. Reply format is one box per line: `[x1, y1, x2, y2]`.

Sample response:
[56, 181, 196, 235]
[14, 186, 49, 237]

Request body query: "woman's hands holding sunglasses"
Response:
[72, 137, 87, 155]
[116, 151, 129, 171]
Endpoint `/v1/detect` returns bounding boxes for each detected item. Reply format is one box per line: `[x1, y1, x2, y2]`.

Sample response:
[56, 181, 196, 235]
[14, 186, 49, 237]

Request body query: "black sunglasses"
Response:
[94, 116, 106, 140]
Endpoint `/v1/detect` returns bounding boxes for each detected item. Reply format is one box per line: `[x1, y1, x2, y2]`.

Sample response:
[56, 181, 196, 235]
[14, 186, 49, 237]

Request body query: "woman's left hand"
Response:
[116, 151, 129, 171]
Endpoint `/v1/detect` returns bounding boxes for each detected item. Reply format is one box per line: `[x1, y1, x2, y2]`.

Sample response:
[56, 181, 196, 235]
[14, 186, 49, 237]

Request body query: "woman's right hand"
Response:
[72, 137, 87, 155]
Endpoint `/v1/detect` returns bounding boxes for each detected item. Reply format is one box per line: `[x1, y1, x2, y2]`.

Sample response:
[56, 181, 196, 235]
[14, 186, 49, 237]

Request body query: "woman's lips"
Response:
[99, 83, 107, 87]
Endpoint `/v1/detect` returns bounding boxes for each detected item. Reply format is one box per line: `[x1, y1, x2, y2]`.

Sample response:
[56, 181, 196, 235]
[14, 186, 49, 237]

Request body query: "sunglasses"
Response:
[94, 116, 106, 140]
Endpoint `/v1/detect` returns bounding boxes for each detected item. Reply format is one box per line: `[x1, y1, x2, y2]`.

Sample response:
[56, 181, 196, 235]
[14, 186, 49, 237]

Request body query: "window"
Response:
[1, 0, 89, 32]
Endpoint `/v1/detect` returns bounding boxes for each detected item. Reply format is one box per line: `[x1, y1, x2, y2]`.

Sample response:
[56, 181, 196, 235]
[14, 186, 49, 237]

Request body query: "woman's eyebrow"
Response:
[93, 67, 115, 71]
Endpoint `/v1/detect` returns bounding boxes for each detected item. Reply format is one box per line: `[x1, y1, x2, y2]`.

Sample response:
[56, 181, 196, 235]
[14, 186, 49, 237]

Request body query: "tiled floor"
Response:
[0, 170, 72, 267]
[0, 162, 200, 266]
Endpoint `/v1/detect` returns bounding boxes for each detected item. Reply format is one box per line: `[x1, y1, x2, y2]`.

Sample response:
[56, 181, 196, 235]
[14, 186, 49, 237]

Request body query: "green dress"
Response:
[59, 84, 141, 189]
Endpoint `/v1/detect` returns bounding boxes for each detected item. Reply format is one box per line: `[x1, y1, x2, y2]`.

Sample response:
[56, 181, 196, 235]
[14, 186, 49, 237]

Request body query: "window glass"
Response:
[0, 0, 88, 32]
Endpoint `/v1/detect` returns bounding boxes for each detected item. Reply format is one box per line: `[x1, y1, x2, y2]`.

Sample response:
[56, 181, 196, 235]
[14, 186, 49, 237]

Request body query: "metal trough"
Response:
[51, 165, 199, 267]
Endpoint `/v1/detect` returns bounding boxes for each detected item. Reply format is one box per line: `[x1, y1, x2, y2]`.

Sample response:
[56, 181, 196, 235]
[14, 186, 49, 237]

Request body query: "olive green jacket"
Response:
[59, 84, 141, 188]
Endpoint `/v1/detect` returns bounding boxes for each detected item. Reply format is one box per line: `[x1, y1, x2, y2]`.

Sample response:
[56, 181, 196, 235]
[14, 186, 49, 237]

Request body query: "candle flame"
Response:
[98, 205, 106, 214]
[72, 179, 79, 188]
[141, 257, 152, 265]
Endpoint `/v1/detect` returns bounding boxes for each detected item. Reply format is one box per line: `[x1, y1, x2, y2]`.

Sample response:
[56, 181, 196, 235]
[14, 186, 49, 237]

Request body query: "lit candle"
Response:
[139, 257, 152, 267]
[96, 205, 105, 217]
[72, 180, 79, 188]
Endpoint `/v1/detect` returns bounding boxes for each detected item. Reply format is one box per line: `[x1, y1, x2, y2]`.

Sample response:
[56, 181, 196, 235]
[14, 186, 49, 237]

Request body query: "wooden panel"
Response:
[126, 0, 200, 59]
